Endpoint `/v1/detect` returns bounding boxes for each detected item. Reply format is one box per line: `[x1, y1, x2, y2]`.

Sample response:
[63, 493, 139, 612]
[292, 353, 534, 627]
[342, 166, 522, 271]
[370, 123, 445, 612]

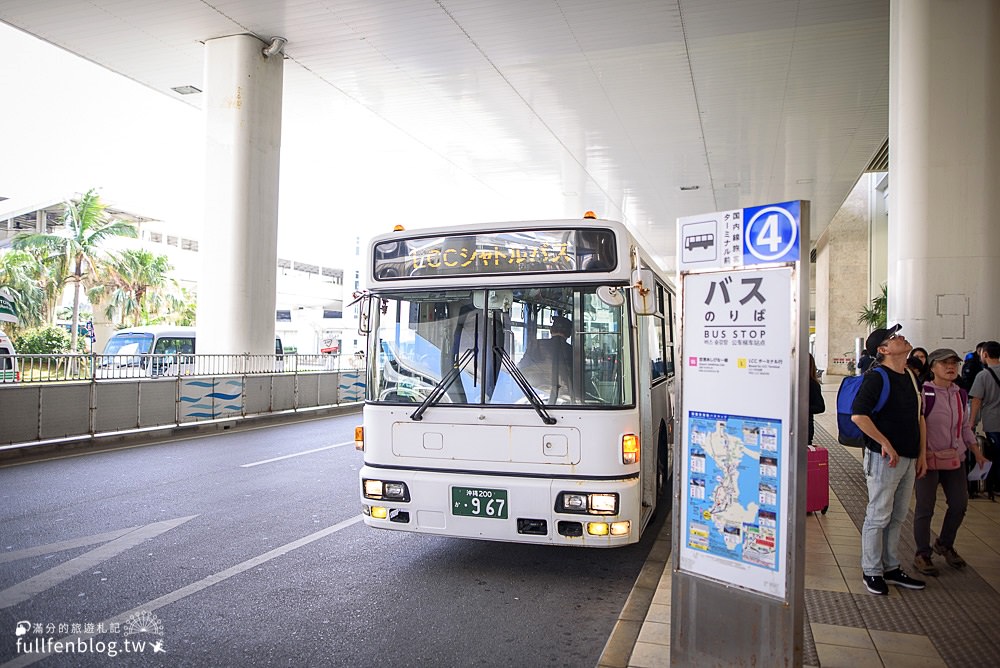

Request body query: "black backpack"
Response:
[957, 354, 983, 391]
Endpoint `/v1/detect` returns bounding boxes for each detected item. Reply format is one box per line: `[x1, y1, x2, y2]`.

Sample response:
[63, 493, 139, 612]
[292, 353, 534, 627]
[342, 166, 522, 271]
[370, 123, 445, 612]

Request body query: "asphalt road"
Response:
[0, 413, 663, 667]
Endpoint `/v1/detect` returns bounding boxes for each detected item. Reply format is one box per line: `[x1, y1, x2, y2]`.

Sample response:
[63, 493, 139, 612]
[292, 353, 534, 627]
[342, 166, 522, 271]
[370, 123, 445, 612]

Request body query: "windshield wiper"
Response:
[492, 345, 557, 425]
[410, 347, 477, 421]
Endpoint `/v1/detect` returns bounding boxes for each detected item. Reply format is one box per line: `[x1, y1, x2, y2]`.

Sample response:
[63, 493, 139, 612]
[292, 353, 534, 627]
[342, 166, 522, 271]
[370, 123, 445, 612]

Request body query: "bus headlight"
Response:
[362, 479, 410, 501]
[364, 479, 383, 497]
[589, 493, 618, 513]
[555, 492, 618, 515]
[384, 482, 407, 499]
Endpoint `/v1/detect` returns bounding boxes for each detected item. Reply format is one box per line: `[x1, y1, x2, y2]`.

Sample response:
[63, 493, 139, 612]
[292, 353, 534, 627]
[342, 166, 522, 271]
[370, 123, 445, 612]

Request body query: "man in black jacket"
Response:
[852, 324, 927, 595]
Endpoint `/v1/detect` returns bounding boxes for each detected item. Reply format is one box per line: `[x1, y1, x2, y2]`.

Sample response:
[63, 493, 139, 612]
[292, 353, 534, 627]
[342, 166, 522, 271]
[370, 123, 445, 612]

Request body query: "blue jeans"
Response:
[861, 449, 916, 576]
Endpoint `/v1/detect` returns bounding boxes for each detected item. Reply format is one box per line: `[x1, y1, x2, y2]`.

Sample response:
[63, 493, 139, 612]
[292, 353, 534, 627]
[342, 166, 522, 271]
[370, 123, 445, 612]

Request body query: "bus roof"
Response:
[365, 218, 662, 290]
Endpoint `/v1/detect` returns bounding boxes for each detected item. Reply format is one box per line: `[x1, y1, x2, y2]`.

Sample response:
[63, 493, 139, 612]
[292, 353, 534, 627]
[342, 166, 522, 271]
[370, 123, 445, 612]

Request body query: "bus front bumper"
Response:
[359, 466, 641, 547]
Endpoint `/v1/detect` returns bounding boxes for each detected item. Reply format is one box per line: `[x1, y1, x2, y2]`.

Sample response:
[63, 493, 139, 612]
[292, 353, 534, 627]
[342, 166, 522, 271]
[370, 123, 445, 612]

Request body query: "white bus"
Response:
[355, 218, 676, 547]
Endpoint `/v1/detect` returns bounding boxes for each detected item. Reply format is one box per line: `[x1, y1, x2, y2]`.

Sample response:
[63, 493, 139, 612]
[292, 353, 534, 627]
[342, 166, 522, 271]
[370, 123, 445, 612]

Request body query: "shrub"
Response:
[13, 326, 78, 354]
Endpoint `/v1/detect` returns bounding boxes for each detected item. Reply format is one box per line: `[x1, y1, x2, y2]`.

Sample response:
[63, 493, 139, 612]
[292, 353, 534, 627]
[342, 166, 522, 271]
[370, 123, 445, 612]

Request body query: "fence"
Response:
[0, 352, 361, 384]
[0, 353, 366, 448]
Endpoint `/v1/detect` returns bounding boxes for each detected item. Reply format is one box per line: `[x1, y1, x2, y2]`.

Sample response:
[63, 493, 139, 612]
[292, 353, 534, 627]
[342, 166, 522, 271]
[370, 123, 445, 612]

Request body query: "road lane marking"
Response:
[0, 515, 198, 609]
[1, 515, 363, 668]
[239, 440, 354, 467]
[0, 526, 140, 564]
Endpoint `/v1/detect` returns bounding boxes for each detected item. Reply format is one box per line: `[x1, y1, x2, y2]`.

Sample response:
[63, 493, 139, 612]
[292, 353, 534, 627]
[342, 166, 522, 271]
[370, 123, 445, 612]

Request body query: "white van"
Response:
[97, 326, 196, 378]
[96, 326, 284, 378]
[0, 329, 18, 383]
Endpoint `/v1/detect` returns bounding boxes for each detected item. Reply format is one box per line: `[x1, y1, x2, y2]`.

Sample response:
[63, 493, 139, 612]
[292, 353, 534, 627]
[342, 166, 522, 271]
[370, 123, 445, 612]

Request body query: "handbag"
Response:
[926, 447, 962, 470]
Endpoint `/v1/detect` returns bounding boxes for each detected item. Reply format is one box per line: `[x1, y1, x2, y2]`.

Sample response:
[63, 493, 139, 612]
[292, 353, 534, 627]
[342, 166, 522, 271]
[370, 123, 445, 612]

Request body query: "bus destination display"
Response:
[373, 228, 617, 279]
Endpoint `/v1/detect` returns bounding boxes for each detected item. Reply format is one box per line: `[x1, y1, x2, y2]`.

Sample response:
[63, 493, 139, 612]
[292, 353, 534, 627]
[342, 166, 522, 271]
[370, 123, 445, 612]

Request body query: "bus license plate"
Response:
[451, 487, 508, 519]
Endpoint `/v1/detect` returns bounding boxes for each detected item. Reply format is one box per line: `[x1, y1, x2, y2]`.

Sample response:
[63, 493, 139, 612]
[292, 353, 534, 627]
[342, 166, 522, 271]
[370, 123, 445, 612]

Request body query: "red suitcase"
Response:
[806, 445, 829, 514]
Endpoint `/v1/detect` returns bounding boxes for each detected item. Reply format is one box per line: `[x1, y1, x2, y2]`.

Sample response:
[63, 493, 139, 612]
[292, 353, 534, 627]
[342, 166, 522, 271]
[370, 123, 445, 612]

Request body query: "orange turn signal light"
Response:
[622, 434, 639, 465]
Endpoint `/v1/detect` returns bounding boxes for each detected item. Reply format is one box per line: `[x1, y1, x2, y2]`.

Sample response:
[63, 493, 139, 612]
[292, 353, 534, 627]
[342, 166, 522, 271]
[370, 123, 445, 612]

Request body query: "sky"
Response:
[0, 23, 204, 231]
[0, 22, 567, 270]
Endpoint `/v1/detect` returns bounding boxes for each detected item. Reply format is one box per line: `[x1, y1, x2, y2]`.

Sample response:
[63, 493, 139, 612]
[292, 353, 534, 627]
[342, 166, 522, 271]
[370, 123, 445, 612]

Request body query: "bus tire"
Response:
[656, 421, 670, 503]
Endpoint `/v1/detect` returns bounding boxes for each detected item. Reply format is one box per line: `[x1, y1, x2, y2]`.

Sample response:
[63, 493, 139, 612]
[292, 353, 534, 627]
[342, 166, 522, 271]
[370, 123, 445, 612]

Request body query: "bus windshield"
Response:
[368, 286, 633, 407]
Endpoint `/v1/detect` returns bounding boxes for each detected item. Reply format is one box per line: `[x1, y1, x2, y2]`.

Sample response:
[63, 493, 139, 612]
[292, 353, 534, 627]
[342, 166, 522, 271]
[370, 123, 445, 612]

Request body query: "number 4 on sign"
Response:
[755, 214, 783, 252]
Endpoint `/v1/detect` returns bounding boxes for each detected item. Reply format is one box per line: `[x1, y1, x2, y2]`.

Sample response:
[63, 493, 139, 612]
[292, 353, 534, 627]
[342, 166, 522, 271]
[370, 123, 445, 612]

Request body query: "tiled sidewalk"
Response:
[599, 379, 1000, 667]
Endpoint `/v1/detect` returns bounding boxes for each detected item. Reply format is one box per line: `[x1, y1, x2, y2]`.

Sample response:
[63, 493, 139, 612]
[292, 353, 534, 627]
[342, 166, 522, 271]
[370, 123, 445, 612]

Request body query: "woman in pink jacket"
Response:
[912, 348, 990, 575]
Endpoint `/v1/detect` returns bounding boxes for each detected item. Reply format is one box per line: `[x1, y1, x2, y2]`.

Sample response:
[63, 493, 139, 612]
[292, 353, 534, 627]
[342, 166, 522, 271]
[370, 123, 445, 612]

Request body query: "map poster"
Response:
[685, 412, 781, 569]
[678, 267, 794, 600]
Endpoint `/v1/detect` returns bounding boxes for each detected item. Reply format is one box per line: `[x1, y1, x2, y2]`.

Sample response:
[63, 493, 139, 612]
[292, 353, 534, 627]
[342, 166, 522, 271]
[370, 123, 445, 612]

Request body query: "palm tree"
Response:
[0, 249, 48, 329]
[4, 244, 66, 325]
[857, 283, 888, 330]
[89, 249, 178, 327]
[13, 189, 137, 353]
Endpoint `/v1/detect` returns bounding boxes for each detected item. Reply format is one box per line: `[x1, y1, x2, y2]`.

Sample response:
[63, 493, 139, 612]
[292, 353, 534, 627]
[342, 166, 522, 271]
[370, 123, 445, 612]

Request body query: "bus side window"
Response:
[648, 286, 668, 381]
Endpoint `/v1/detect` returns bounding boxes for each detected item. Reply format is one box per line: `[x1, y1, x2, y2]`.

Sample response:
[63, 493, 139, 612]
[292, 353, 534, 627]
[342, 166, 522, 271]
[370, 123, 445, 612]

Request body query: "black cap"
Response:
[865, 323, 901, 357]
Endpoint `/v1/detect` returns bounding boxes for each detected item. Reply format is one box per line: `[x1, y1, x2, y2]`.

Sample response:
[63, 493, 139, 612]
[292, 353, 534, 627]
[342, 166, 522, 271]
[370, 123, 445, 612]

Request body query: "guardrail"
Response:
[0, 352, 360, 384]
[0, 353, 367, 449]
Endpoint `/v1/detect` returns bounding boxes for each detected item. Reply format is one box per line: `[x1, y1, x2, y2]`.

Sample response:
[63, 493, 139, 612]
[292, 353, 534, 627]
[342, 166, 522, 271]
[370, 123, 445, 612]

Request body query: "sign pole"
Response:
[670, 201, 810, 665]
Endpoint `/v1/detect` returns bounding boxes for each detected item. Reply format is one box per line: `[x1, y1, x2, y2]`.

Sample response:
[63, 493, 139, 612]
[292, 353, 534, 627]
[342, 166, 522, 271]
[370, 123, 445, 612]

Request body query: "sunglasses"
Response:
[880, 333, 901, 346]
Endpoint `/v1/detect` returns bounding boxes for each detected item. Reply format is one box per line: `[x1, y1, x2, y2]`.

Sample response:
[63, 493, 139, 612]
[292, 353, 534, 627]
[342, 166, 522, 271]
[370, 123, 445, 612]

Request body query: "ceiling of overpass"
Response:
[0, 0, 888, 270]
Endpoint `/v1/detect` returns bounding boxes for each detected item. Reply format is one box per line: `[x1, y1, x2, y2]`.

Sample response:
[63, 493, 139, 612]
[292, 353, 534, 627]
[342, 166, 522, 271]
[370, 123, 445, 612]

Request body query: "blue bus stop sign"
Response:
[742, 200, 800, 265]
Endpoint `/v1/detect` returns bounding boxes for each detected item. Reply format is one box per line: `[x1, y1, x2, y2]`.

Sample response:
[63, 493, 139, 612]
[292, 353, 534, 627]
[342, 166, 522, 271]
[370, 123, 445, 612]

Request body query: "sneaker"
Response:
[883, 568, 926, 590]
[913, 553, 938, 576]
[933, 541, 967, 568]
[863, 574, 889, 595]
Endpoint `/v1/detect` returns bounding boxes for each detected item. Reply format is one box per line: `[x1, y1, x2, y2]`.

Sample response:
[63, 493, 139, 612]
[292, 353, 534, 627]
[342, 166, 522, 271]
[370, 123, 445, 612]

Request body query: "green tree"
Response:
[174, 287, 197, 327]
[13, 189, 137, 354]
[857, 283, 888, 330]
[89, 249, 179, 327]
[13, 325, 79, 354]
[0, 249, 48, 329]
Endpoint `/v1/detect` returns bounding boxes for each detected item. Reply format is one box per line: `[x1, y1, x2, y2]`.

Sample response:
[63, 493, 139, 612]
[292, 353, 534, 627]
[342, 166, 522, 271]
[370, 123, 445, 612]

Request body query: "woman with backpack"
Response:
[912, 348, 989, 575]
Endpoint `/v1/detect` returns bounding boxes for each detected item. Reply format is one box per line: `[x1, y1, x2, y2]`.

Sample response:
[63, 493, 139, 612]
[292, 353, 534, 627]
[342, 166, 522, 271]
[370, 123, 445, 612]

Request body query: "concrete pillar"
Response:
[889, 0, 1000, 350]
[91, 295, 116, 354]
[197, 34, 283, 354]
[815, 176, 874, 376]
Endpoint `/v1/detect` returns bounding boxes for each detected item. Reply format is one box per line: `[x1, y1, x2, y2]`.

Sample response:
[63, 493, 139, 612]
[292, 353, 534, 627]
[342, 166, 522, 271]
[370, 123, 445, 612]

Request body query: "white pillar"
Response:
[889, 0, 1000, 350]
[197, 34, 283, 355]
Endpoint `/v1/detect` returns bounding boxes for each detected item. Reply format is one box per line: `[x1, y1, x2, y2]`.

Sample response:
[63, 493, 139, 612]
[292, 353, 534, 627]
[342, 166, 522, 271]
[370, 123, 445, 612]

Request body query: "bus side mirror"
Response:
[631, 269, 656, 315]
[358, 295, 373, 335]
